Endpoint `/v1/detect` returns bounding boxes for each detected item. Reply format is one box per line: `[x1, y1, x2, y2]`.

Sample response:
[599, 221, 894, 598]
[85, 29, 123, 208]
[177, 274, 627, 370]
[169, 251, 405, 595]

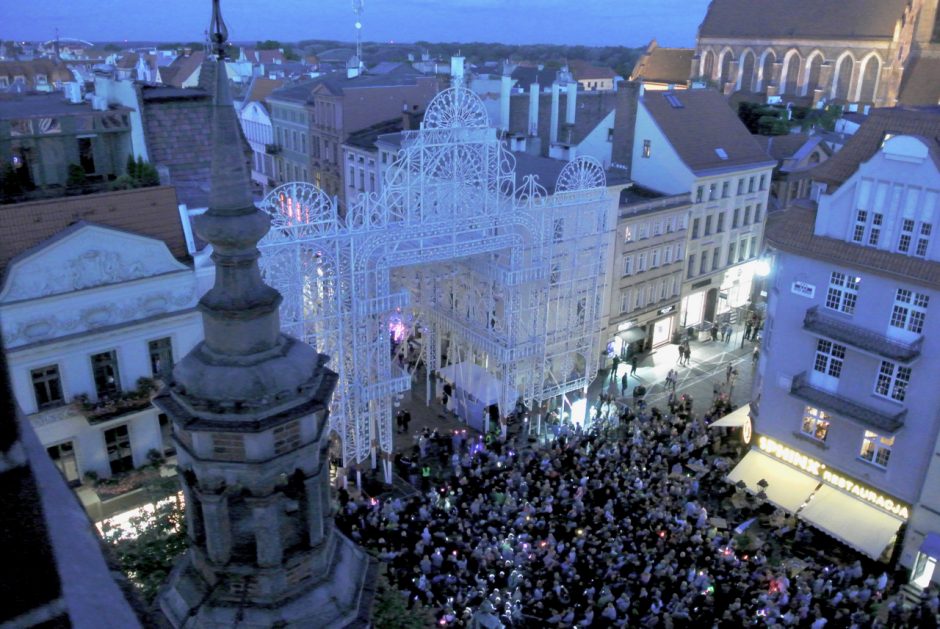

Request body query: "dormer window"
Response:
[898, 219, 932, 257]
[851, 209, 883, 246]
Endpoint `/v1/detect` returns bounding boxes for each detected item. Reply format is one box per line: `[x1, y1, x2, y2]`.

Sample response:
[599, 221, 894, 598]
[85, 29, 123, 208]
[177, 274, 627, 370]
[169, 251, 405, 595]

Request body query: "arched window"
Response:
[719, 50, 734, 86]
[701, 51, 715, 81]
[803, 53, 823, 96]
[739, 51, 756, 92]
[833, 54, 854, 101]
[857, 54, 880, 103]
[782, 52, 801, 95]
[758, 50, 775, 92]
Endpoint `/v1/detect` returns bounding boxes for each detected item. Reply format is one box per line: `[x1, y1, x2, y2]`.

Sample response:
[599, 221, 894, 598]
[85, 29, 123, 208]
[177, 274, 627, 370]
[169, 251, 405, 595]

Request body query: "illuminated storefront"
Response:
[728, 435, 909, 560]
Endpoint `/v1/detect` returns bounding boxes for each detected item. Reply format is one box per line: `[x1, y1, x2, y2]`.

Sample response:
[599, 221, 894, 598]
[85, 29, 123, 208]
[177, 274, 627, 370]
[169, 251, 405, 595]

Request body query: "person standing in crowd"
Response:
[666, 368, 678, 392]
[722, 322, 732, 343]
[621, 371, 628, 396]
[630, 354, 639, 376]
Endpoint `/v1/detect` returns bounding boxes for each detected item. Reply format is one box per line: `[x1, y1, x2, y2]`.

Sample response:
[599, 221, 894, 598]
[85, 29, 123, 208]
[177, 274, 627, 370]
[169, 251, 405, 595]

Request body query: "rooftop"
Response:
[268, 64, 430, 103]
[765, 201, 940, 289]
[0, 186, 189, 279]
[810, 106, 940, 191]
[897, 54, 940, 107]
[0, 92, 132, 119]
[630, 41, 694, 85]
[345, 117, 405, 150]
[698, 0, 911, 40]
[642, 89, 775, 174]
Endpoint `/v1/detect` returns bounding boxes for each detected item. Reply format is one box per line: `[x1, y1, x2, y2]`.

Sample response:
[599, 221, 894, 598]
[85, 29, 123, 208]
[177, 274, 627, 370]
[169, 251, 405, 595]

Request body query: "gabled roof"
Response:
[810, 106, 940, 191]
[161, 51, 205, 87]
[567, 59, 617, 81]
[642, 89, 774, 174]
[0, 186, 188, 279]
[243, 76, 284, 106]
[345, 117, 405, 150]
[0, 59, 73, 87]
[630, 41, 693, 85]
[269, 65, 429, 103]
[753, 133, 813, 161]
[698, 0, 911, 40]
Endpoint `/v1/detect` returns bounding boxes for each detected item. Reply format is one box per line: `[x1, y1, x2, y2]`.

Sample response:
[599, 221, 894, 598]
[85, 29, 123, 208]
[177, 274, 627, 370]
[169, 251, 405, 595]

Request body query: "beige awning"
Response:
[727, 449, 820, 513]
[798, 485, 904, 560]
[709, 405, 750, 428]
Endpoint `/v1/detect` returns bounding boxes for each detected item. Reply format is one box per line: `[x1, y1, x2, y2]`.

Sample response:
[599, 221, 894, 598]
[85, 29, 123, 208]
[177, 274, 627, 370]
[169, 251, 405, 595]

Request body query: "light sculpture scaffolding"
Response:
[258, 87, 614, 483]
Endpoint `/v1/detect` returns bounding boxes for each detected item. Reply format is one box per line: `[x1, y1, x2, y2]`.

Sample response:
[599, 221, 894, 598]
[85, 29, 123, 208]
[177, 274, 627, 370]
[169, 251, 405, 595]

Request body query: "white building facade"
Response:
[750, 133, 940, 574]
[630, 89, 775, 332]
[0, 222, 207, 483]
[238, 99, 276, 194]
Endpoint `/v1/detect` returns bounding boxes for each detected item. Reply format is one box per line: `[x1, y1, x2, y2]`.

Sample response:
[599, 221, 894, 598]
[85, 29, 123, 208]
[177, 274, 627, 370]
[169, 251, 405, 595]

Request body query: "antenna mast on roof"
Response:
[353, 0, 364, 72]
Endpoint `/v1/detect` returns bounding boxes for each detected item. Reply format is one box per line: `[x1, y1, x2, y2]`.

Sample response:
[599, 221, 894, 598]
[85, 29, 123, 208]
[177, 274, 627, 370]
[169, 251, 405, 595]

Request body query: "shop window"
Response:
[875, 360, 911, 402]
[813, 339, 845, 378]
[91, 350, 121, 399]
[104, 424, 134, 474]
[890, 289, 928, 333]
[149, 337, 174, 379]
[825, 272, 860, 315]
[47, 441, 80, 486]
[31, 364, 63, 410]
[801, 406, 830, 442]
[860, 431, 893, 468]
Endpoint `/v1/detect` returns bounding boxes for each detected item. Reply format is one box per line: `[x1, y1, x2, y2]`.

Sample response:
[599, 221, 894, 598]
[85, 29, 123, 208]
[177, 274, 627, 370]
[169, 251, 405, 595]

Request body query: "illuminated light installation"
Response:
[259, 87, 614, 483]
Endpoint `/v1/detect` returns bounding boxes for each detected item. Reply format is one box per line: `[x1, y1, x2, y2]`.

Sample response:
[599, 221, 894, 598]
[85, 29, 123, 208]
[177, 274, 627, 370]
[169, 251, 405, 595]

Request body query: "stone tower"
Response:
[156, 2, 374, 626]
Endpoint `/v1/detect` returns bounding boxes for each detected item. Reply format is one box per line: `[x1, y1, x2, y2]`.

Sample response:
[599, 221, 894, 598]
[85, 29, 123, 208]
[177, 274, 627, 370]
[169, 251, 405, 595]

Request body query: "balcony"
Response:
[265, 143, 282, 155]
[74, 378, 159, 424]
[789, 371, 906, 433]
[803, 306, 922, 363]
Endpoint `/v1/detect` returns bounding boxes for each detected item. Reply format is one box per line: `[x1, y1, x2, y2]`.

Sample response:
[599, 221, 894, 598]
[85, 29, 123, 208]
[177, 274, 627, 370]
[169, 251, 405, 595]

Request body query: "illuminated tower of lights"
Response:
[156, 1, 374, 626]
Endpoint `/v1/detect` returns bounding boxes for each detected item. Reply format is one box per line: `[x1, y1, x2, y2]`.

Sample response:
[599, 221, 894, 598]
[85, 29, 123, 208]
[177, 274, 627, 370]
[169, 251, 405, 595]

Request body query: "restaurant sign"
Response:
[756, 436, 909, 519]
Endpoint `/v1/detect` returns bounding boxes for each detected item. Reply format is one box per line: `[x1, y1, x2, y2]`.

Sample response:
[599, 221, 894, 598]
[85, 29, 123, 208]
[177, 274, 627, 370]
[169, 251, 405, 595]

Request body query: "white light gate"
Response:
[259, 88, 614, 482]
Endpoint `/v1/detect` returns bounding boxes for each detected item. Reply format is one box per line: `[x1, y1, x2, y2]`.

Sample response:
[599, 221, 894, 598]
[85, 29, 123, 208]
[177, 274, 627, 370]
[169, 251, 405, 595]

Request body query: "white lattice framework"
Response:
[258, 88, 614, 481]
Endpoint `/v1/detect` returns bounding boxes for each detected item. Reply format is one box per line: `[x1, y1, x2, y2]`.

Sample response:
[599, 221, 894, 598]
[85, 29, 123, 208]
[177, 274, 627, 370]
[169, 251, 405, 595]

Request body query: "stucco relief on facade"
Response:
[1, 287, 197, 348]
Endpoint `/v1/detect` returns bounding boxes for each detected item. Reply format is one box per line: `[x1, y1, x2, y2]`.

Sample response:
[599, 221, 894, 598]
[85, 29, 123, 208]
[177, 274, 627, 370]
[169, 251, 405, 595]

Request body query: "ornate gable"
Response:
[0, 222, 190, 303]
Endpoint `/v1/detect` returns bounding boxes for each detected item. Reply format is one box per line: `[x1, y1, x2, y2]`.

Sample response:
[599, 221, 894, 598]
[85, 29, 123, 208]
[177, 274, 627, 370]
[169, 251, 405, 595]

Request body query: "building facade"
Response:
[607, 191, 690, 357]
[630, 88, 775, 331]
[751, 130, 940, 572]
[0, 187, 208, 484]
[268, 68, 438, 208]
[693, 0, 939, 108]
[238, 99, 276, 194]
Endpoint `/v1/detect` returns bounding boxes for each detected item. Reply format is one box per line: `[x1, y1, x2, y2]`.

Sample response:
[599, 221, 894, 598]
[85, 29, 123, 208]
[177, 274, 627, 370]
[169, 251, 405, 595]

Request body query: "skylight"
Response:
[715, 148, 728, 160]
[664, 93, 683, 108]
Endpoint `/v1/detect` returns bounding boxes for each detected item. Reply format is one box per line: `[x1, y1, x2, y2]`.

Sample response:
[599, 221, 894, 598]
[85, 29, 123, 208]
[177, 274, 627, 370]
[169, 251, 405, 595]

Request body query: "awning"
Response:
[709, 405, 750, 428]
[798, 485, 904, 561]
[726, 450, 820, 513]
[921, 533, 940, 559]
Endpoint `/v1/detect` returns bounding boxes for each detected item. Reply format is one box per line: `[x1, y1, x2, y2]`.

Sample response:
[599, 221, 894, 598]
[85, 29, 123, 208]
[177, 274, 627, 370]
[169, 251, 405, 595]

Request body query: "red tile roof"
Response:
[810, 106, 940, 191]
[642, 88, 774, 174]
[630, 41, 693, 85]
[0, 186, 189, 279]
[766, 201, 940, 289]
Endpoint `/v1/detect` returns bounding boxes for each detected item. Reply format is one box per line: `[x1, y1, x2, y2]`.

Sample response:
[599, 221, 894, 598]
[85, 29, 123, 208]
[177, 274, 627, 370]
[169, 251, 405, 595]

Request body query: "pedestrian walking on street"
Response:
[725, 362, 734, 384]
[722, 323, 732, 343]
[611, 354, 620, 380]
[752, 345, 760, 365]
[620, 372, 628, 396]
[744, 319, 753, 341]
[630, 354, 639, 376]
[683, 344, 692, 365]
[666, 368, 678, 392]
[711, 322, 719, 342]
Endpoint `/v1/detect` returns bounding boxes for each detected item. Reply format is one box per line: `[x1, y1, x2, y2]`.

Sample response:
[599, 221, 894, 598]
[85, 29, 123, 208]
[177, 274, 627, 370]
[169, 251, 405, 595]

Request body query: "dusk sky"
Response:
[2, 0, 711, 47]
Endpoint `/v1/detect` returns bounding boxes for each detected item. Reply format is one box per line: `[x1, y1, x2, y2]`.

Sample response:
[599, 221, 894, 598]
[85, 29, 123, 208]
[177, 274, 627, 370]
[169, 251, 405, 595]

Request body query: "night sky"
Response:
[1, 0, 711, 47]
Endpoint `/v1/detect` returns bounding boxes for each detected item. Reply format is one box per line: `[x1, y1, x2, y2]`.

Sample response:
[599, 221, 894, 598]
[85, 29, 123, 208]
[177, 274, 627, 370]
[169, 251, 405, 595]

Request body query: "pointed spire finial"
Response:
[210, 0, 229, 59]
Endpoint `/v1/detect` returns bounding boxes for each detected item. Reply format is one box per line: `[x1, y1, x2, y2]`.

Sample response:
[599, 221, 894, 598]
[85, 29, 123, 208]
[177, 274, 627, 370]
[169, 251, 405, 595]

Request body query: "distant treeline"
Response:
[298, 39, 644, 78]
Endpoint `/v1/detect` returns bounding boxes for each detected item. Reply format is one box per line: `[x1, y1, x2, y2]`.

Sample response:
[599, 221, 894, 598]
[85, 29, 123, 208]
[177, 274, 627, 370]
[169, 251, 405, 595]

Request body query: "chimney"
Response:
[499, 74, 512, 132]
[550, 81, 560, 146]
[451, 55, 465, 87]
[566, 80, 577, 126]
[528, 82, 539, 136]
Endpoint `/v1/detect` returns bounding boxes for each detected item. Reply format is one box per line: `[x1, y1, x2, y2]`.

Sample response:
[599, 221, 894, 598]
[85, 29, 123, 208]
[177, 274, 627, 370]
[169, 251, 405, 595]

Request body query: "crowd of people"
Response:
[336, 401, 935, 628]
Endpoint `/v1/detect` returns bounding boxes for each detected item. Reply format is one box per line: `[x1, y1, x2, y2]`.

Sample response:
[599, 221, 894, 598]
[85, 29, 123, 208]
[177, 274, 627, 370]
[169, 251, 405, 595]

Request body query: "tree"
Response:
[256, 39, 283, 51]
[100, 477, 187, 604]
